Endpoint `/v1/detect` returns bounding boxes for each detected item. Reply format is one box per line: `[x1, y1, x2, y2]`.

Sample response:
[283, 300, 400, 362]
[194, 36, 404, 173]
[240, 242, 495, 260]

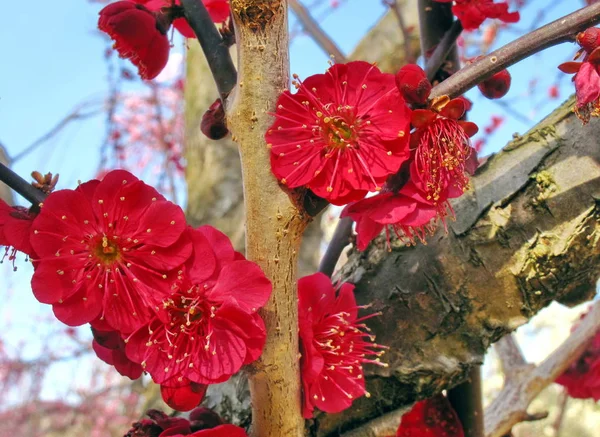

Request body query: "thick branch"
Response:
[289, 0, 346, 62]
[485, 300, 600, 437]
[180, 0, 237, 98]
[227, 2, 308, 436]
[0, 163, 46, 206]
[430, 3, 600, 99]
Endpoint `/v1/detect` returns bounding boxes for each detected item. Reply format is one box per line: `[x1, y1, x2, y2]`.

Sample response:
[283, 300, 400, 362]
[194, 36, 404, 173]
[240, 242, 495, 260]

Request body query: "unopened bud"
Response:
[477, 69, 511, 100]
[576, 27, 600, 54]
[395, 64, 432, 106]
[201, 99, 228, 140]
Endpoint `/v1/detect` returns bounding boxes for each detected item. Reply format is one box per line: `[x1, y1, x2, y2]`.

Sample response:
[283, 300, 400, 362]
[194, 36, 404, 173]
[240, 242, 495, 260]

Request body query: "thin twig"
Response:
[430, 3, 600, 100]
[319, 216, 353, 277]
[386, 0, 416, 64]
[12, 102, 103, 163]
[289, 0, 347, 62]
[180, 0, 237, 99]
[425, 20, 463, 81]
[0, 163, 46, 206]
[485, 300, 600, 437]
[552, 391, 569, 437]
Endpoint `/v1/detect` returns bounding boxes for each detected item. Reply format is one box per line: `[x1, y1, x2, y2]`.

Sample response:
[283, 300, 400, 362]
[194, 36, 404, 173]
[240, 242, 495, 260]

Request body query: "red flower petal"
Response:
[558, 61, 583, 74]
[98, 2, 170, 80]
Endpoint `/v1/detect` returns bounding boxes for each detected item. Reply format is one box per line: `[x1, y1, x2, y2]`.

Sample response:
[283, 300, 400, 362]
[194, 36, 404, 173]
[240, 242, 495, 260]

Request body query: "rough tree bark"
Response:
[311, 96, 600, 435]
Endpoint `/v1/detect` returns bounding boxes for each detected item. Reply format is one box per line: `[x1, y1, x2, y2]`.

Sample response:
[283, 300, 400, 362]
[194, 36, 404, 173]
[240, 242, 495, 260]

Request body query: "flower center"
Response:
[94, 235, 121, 264]
[320, 111, 359, 150]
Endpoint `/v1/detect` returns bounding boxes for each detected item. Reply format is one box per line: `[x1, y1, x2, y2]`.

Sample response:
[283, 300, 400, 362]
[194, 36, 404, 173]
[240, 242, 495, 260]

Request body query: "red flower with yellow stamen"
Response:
[29, 170, 192, 334]
[410, 98, 478, 204]
[267, 61, 412, 205]
[125, 226, 271, 411]
[559, 27, 600, 124]
[298, 273, 387, 418]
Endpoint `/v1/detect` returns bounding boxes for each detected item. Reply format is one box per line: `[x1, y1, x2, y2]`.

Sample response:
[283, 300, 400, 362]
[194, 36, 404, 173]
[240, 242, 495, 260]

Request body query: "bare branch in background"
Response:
[11, 101, 103, 163]
[385, 0, 416, 64]
[485, 300, 600, 437]
[289, 0, 347, 62]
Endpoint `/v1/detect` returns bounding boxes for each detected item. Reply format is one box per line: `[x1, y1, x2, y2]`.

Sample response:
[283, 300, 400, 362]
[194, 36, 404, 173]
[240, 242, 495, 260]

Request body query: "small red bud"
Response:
[477, 69, 511, 100]
[576, 27, 600, 54]
[395, 64, 432, 105]
[201, 99, 229, 140]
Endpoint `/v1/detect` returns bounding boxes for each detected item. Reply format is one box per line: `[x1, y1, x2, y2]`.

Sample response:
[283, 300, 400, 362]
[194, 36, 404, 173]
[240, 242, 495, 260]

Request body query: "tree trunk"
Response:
[313, 97, 600, 435]
[227, 2, 309, 436]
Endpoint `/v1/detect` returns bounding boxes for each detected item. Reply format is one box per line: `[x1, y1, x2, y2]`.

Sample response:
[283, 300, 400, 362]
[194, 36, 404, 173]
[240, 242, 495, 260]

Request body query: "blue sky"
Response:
[0, 0, 590, 404]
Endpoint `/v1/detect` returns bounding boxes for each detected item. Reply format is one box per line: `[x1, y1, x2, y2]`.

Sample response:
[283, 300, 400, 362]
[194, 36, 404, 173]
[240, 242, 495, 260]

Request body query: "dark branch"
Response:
[418, 0, 459, 83]
[289, 0, 347, 62]
[0, 163, 46, 206]
[430, 3, 600, 100]
[447, 366, 484, 437]
[179, 0, 237, 99]
[319, 216, 353, 277]
[425, 20, 463, 81]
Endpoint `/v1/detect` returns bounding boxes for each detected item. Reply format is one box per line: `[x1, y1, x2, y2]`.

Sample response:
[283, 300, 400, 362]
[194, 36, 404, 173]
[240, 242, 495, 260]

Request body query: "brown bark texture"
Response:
[226, 1, 308, 436]
[313, 96, 600, 435]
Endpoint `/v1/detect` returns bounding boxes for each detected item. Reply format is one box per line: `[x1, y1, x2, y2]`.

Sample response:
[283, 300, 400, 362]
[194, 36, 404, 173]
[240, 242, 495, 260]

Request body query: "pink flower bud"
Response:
[477, 69, 511, 99]
[395, 64, 432, 105]
[201, 99, 229, 140]
[577, 27, 600, 54]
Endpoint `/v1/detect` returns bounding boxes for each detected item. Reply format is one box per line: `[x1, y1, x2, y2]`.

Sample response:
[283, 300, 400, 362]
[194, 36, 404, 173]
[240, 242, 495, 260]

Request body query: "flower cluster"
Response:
[98, 0, 230, 80]
[124, 407, 248, 436]
[393, 395, 464, 437]
[555, 309, 600, 400]
[26, 169, 271, 410]
[298, 273, 387, 418]
[338, 65, 477, 250]
[268, 62, 477, 250]
[433, 0, 519, 31]
[559, 27, 600, 123]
